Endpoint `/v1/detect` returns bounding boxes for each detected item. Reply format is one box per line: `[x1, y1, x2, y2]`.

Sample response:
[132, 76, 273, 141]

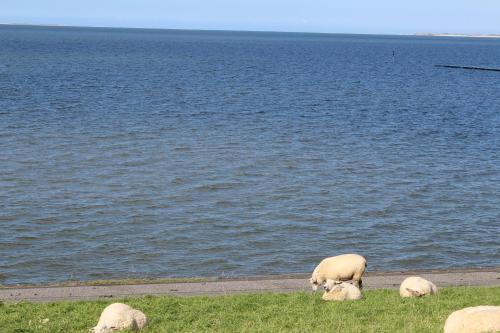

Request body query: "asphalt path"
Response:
[1, 268, 499, 303]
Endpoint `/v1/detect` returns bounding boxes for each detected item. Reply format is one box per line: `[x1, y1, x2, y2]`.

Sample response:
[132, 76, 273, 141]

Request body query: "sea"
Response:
[1, 25, 499, 285]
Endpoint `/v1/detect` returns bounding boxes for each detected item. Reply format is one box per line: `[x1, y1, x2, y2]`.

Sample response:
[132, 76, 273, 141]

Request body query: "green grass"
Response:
[1, 287, 499, 333]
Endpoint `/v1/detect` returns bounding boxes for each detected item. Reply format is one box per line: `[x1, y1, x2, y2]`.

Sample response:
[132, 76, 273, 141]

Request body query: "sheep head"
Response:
[323, 279, 343, 292]
[309, 277, 319, 291]
[406, 288, 423, 297]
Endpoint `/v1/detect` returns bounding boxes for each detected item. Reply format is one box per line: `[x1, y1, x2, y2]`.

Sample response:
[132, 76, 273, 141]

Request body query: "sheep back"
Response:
[444, 306, 500, 333]
[312, 254, 366, 283]
[322, 282, 362, 301]
[399, 276, 437, 298]
[93, 303, 148, 333]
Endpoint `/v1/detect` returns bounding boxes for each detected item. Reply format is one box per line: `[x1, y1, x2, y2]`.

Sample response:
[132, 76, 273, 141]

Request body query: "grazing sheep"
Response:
[310, 254, 367, 290]
[322, 281, 362, 301]
[444, 306, 500, 333]
[399, 276, 437, 298]
[92, 303, 148, 333]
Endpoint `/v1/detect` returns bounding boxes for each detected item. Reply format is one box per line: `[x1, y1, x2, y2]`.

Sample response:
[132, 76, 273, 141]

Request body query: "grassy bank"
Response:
[1, 286, 499, 332]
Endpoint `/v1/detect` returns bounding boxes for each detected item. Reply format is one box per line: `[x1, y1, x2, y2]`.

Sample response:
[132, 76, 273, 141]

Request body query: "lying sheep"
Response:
[399, 276, 437, 298]
[310, 254, 367, 290]
[444, 306, 500, 333]
[92, 303, 148, 333]
[322, 281, 362, 301]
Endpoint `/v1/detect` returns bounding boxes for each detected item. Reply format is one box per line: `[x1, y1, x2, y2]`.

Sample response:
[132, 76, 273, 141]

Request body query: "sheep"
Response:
[399, 276, 437, 298]
[444, 306, 500, 333]
[322, 281, 362, 301]
[310, 254, 367, 290]
[92, 303, 148, 333]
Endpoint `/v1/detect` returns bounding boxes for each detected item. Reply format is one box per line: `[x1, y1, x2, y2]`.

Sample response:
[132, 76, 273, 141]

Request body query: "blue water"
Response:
[1, 25, 499, 285]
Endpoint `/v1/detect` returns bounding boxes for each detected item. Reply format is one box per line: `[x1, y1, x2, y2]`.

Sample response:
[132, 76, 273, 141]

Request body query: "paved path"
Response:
[1, 268, 499, 303]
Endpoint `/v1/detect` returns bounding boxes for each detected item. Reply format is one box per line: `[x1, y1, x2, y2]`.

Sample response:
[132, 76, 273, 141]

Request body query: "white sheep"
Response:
[310, 254, 367, 290]
[92, 303, 148, 333]
[322, 281, 362, 301]
[399, 276, 437, 298]
[444, 306, 500, 333]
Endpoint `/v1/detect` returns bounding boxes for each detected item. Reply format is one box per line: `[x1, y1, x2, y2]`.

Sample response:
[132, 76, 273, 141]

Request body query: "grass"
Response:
[1, 287, 499, 333]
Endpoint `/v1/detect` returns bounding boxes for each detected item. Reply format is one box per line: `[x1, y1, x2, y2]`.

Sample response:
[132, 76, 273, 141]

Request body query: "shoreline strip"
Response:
[1, 268, 499, 303]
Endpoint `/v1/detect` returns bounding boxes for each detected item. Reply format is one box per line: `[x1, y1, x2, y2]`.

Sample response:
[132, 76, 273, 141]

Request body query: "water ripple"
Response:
[0, 26, 499, 284]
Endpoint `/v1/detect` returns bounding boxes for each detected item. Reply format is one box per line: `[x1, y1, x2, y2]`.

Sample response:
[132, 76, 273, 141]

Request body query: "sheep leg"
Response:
[352, 277, 363, 289]
[351, 268, 365, 289]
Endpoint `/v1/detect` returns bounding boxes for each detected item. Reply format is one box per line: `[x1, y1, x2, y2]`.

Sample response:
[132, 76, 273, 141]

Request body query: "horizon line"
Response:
[1, 22, 499, 39]
[0, 22, 408, 36]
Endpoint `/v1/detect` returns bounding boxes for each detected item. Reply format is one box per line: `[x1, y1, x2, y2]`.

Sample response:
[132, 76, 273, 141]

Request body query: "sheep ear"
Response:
[406, 288, 421, 297]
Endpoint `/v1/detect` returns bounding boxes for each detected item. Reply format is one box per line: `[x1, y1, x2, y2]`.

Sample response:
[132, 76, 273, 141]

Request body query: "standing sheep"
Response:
[92, 303, 148, 333]
[399, 276, 437, 298]
[322, 282, 362, 301]
[310, 254, 367, 290]
[444, 306, 500, 333]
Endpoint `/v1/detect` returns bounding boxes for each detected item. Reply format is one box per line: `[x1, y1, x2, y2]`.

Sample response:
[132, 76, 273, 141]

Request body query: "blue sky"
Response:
[1, 0, 499, 34]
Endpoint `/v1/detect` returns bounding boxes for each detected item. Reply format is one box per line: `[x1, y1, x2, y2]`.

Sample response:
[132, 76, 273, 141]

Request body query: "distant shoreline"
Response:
[416, 33, 500, 39]
[1, 23, 499, 38]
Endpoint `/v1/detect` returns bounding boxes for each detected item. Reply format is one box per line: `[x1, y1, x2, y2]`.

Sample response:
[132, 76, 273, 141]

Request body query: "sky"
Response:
[1, 0, 499, 35]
